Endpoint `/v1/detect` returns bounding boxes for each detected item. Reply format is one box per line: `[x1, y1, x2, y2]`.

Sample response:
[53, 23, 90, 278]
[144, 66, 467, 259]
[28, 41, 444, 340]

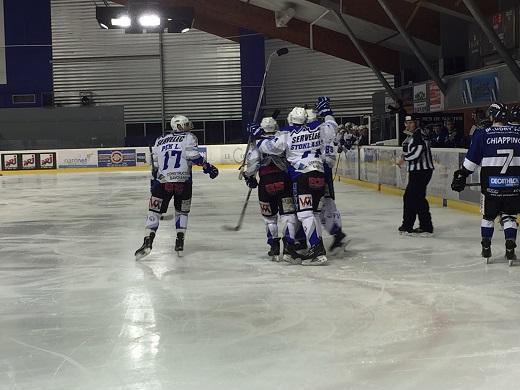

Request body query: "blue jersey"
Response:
[463, 125, 520, 198]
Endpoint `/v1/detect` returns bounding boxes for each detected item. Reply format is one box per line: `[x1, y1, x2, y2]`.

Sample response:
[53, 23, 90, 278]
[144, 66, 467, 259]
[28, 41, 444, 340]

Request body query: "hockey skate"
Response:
[268, 238, 281, 262]
[301, 241, 328, 266]
[481, 238, 492, 264]
[329, 231, 347, 254]
[282, 239, 303, 265]
[412, 227, 434, 237]
[135, 232, 155, 261]
[398, 225, 414, 235]
[506, 240, 517, 266]
[175, 232, 184, 256]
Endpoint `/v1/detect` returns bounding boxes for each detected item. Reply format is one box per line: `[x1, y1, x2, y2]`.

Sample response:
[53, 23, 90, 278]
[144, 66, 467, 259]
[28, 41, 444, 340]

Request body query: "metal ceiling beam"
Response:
[334, 10, 400, 103]
[377, 0, 447, 94]
[116, 0, 401, 73]
[461, 0, 520, 84]
[305, 0, 440, 44]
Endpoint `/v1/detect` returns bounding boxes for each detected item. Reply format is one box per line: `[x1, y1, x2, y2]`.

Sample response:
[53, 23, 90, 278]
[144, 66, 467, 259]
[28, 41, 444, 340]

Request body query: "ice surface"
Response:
[1, 170, 520, 390]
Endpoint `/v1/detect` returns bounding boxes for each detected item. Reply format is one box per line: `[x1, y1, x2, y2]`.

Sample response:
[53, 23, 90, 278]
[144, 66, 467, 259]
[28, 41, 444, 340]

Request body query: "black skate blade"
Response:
[135, 248, 151, 261]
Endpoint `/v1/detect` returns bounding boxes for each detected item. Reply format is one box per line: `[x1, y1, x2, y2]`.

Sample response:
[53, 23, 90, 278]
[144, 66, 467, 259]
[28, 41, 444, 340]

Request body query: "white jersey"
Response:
[317, 117, 339, 169]
[245, 133, 287, 178]
[257, 116, 336, 178]
[152, 132, 204, 183]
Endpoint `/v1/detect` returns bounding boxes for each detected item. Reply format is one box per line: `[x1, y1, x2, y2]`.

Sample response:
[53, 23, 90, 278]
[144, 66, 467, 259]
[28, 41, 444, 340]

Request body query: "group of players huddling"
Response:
[135, 97, 350, 265]
[134, 98, 520, 267]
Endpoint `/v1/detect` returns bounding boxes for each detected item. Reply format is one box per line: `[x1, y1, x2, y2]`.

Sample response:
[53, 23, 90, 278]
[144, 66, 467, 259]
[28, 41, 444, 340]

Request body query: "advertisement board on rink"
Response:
[1, 152, 57, 171]
[58, 149, 98, 168]
[98, 149, 137, 167]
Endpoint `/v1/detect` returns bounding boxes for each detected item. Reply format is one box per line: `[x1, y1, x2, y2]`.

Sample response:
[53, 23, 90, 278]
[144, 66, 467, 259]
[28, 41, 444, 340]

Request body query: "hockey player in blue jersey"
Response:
[135, 115, 219, 260]
[248, 98, 336, 265]
[451, 103, 520, 265]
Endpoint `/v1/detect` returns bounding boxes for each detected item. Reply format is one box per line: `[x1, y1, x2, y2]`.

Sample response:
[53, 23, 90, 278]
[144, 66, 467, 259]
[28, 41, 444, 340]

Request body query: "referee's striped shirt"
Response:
[403, 129, 435, 172]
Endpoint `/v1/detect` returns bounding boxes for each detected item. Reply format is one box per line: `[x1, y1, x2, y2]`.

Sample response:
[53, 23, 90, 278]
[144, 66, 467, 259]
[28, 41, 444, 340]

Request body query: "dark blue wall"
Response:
[0, 0, 53, 108]
[240, 28, 265, 130]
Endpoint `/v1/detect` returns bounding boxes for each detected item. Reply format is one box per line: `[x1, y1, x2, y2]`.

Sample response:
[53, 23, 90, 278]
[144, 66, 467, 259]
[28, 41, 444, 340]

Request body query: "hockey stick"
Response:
[149, 145, 170, 221]
[223, 108, 282, 232]
[238, 47, 289, 180]
[333, 149, 342, 182]
[222, 187, 253, 231]
[465, 183, 481, 187]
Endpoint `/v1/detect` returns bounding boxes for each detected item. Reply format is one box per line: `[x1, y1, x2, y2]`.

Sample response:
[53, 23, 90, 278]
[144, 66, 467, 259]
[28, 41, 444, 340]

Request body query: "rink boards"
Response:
[0, 144, 247, 174]
[0, 144, 480, 210]
[337, 146, 480, 212]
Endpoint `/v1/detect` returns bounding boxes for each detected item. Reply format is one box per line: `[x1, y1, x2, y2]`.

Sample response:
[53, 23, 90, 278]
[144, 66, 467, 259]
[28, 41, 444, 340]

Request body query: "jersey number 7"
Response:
[497, 149, 514, 174]
[163, 150, 182, 170]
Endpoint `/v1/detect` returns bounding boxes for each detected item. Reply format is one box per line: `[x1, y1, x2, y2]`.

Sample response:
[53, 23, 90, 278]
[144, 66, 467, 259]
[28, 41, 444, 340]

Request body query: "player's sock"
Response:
[175, 211, 188, 235]
[502, 214, 518, 242]
[263, 215, 278, 246]
[481, 218, 494, 241]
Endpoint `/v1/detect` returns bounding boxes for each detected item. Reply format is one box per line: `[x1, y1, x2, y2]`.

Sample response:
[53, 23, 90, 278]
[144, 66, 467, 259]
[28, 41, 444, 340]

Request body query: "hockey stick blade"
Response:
[222, 188, 253, 232]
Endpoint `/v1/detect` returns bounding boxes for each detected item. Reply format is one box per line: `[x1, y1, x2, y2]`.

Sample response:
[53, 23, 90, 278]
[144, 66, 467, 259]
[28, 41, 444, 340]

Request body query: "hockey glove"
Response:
[316, 96, 333, 117]
[247, 123, 265, 139]
[203, 163, 219, 179]
[451, 167, 471, 192]
[244, 175, 258, 189]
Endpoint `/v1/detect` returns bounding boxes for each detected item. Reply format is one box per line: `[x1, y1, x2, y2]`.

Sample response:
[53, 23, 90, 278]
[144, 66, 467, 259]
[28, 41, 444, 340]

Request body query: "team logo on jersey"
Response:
[259, 201, 272, 216]
[149, 196, 163, 212]
[489, 176, 520, 188]
[298, 194, 312, 210]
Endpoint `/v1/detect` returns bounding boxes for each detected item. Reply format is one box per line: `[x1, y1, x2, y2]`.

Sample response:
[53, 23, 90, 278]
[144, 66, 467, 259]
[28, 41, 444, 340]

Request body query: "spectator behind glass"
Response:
[358, 126, 369, 146]
[444, 120, 464, 148]
[430, 123, 448, 147]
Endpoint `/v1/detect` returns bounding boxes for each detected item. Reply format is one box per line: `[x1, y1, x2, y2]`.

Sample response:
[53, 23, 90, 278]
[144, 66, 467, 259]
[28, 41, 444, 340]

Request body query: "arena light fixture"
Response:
[138, 13, 161, 27]
[111, 15, 132, 28]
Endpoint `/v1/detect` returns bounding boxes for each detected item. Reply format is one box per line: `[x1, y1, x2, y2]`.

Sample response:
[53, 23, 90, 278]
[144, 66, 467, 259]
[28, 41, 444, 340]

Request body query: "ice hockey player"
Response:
[248, 97, 336, 265]
[243, 117, 298, 262]
[451, 103, 520, 265]
[306, 105, 348, 254]
[135, 115, 219, 260]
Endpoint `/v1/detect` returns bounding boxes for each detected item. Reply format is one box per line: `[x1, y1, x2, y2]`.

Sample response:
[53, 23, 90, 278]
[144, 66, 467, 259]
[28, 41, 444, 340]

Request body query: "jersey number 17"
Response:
[163, 150, 182, 170]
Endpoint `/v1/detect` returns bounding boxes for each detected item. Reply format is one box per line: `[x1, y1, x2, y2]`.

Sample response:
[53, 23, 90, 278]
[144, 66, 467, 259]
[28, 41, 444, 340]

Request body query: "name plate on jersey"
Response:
[489, 176, 520, 188]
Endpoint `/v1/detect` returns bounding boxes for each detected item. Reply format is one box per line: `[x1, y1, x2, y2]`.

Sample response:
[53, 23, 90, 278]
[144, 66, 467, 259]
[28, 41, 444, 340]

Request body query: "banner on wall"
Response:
[461, 72, 499, 105]
[1, 153, 57, 171]
[97, 149, 136, 167]
[428, 82, 444, 112]
[0, 0, 6, 85]
[413, 84, 428, 113]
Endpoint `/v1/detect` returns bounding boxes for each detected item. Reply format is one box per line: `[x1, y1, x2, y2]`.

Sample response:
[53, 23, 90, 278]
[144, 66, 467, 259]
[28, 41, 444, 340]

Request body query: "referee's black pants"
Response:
[402, 169, 433, 231]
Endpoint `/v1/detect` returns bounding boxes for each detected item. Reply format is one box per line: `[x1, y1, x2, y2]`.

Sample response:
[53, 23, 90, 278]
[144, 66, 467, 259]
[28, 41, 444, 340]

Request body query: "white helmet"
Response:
[287, 107, 307, 125]
[260, 117, 279, 134]
[306, 108, 318, 122]
[170, 115, 193, 132]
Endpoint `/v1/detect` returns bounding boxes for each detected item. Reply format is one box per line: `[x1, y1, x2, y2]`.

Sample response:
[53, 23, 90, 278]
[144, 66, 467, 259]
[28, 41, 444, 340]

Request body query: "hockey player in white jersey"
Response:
[243, 117, 299, 262]
[306, 103, 348, 254]
[135, 115, 219, 260]
[248, 97, 336, 265]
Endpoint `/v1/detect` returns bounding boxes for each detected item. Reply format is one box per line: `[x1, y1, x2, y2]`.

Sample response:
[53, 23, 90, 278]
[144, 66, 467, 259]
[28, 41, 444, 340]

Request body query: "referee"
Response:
[398, 115, 435, 235]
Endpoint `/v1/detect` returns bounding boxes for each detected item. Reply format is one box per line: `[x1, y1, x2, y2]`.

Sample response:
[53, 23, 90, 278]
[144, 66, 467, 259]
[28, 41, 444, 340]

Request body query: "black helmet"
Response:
[487, 103, 508, 122]
[509, 104, 520, 124]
